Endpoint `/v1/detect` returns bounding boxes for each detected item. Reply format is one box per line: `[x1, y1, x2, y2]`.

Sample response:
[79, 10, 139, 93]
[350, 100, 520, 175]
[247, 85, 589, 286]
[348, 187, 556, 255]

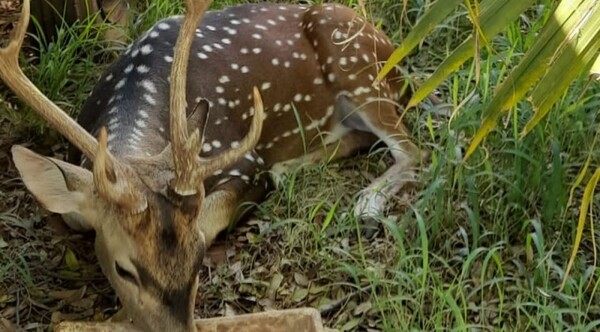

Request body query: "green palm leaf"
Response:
[465, 0, 600, 158]
[373, 0, 462, 85]
[406, 0, 534, 109]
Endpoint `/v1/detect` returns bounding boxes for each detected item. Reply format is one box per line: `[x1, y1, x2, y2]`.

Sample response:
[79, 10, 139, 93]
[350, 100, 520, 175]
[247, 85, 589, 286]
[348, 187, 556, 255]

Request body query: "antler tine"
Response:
[95, 128, 148, 212]
[169, 0, 214, 196]
[0, 0, 98, 163]
[1, 0, 144, 213]
[196, 87, 265, 178]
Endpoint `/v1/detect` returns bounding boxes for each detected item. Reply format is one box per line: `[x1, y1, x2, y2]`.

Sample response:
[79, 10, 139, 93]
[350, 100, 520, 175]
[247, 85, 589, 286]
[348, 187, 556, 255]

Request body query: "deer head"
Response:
[1, 0, 264, 331]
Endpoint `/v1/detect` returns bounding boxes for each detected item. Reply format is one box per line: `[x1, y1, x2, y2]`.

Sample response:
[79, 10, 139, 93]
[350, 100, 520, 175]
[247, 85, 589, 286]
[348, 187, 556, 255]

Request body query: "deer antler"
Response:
[169, 0, 265, 196]
[195, 86, 264, 178]
[0, 0, 146, 212]
[169, 0, 213, 196]
[95, 128, 148, 212]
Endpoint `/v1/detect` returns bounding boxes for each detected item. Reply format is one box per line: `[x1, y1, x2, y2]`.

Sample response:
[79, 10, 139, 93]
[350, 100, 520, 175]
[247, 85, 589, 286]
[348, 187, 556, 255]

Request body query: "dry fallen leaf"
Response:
[294, 272, 309, 287]
[0, 317, 17, 332]
[353, 301, 372, 316]
[48, 286, 86, 302]
[267, 273, 283, 300]
[291, 288, 308, 303]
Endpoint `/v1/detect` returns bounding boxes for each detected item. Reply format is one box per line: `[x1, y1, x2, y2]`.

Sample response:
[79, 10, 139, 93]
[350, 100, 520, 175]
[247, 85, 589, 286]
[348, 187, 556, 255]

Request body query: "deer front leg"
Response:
[200, 156, 271, 246]
[198, 189, 238, 246]
[270, 129, 377, 188]
[350, 104, 425, 237]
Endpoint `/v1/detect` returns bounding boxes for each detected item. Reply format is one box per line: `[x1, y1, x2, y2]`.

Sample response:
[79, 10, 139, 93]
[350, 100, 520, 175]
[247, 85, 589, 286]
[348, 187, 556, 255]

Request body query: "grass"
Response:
[1, 0, 600, 331]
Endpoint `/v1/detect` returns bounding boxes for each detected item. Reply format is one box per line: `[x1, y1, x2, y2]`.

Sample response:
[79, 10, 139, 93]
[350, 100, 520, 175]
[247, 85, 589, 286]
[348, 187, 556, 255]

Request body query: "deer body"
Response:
[75, 3, 411, 174]
[3, 1, 421, 331]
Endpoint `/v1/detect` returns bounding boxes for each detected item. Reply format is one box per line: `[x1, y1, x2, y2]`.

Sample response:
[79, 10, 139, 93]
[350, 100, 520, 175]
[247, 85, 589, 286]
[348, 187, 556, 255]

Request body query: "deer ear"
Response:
[187, 98, 210, 132]
[11, 145, 94, 217]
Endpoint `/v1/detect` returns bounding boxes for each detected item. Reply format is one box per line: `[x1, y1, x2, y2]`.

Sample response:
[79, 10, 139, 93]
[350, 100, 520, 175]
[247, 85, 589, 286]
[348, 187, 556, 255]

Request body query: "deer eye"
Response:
[115, 261, 138, 284]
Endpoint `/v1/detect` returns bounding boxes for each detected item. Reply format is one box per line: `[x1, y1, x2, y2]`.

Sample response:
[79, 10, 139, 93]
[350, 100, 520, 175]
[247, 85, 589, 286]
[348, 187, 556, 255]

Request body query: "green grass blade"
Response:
[465, 0, 595, 159]
[442, 290, 466, 331]
[374, 0, 462, 85]
[561, 167, 600, 291]
[522, 5, 600, 136]
[568, 130, 598, 209]
[321, 198, 341, 233]
[407, 0, 535, 108]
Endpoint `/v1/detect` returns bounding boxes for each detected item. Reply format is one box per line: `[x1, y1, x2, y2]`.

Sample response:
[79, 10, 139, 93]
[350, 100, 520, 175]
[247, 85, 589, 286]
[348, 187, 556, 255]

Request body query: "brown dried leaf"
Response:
[47, 286, 86, 302]
[311, 297, 335, 311]
[293, 272, 309, 287]
[54, 309, 95, 322]
[70, 295, 97, 310]
[353, 301, 372, 316]
[267, 273, 283, 300]
[224, 303, 237, 317]
[0, 317, 17, 332]
[340, 318, 361, 331]
[257, 298, 275, 310]
[291, 288, 308, 303]
[308, 285, 327, 295]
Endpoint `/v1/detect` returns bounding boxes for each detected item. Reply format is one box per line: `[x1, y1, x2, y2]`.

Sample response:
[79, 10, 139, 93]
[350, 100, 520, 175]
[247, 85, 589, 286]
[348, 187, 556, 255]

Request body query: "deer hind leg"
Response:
[270, 103, 378, 188]
[337, 94, 422, 233]
[200, 151, 271, 246]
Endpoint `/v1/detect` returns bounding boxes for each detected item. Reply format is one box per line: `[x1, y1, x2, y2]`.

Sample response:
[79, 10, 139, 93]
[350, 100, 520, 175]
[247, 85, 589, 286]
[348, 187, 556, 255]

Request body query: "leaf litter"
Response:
[1, 107, 422, 332]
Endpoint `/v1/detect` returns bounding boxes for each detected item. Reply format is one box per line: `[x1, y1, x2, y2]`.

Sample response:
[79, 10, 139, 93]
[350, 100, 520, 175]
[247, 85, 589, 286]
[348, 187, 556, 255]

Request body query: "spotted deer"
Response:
[2, 0, 423, 331]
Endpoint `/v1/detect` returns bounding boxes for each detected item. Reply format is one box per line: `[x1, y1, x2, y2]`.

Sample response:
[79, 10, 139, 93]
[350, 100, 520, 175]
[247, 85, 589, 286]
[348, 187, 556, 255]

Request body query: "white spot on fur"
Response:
[144, 94, 156, 105]
[115, 78, 126, 90]
[140, 80, 157, 93]
[137, 65, 150, 74]
[135, 119, 147, 128]
[140, 44, 153, 55]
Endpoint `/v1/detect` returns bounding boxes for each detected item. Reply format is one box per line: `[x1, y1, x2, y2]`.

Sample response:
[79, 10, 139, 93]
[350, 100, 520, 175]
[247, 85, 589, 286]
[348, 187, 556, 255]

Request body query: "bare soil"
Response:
[0, 0, 20, 43]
